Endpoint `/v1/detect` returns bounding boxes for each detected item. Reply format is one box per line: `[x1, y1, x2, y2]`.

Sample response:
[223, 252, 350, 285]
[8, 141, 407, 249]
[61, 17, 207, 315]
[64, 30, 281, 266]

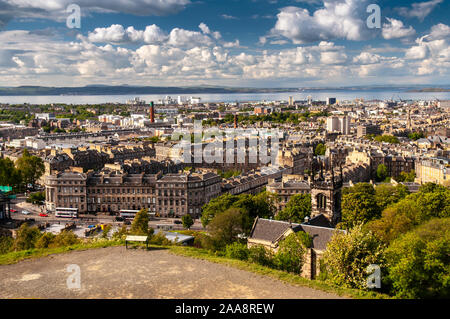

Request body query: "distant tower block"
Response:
[289, 96, 293, 106]
[150, 101, 155, 123]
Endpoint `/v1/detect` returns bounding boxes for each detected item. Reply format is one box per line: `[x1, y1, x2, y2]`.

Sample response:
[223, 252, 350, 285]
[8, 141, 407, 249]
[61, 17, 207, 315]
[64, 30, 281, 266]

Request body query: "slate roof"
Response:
[249, 217, 343, 251]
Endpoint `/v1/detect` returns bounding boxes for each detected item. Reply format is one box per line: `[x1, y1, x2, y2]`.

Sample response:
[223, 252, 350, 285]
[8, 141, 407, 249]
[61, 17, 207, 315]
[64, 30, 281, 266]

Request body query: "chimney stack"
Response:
[150, 101, 155, 123]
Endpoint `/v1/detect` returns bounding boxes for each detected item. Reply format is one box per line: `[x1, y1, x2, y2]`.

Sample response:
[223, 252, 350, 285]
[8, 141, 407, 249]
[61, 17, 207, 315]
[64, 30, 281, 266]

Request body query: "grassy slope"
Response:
[0, 240, 123, 265]
[168, 246, 391, 300]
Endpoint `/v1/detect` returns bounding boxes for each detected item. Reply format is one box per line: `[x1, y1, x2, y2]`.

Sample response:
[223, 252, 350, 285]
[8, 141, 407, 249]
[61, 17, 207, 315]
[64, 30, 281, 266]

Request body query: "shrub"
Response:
[13, 224, 41, 251]
[273, 232, 311, 274]
[101, 225, 112, 239]
[51, 230, 80, 248]
[225, 242, 249, 261]
[0, 235, 13, 254]
[35, 232, 56, 249]
[248, 245, 274, 267]
[322, 224, 387, 290]
[150, 232, 172, 246]
[112, 225, 128, 240]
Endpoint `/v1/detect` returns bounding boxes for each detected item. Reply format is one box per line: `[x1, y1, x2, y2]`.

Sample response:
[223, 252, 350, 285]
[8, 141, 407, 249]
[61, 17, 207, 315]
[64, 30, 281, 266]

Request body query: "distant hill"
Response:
[0, 86, 297, 96]
[0, 85, 448, 96]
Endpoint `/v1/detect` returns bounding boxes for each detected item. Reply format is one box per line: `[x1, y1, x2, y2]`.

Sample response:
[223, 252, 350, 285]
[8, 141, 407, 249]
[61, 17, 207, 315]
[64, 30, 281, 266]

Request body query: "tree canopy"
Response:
[340, 183, 381, 229]
[386, 218, 450, 298]
[15, 148, 45, 187]
[276, 194, 311, 224]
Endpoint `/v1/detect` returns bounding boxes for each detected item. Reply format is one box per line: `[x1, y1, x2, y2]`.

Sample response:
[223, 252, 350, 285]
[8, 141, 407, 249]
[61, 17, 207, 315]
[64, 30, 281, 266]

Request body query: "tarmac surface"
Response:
[0, 246, 345, 299]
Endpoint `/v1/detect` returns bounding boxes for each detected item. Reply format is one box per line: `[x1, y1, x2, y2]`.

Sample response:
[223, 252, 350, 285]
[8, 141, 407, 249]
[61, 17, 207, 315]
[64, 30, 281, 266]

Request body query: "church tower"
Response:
[309, 160, 343, 227]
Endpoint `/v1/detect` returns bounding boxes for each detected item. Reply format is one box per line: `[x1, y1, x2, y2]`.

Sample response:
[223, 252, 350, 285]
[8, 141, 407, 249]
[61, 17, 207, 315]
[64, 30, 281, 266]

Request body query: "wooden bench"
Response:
[125, 235, 149, 250]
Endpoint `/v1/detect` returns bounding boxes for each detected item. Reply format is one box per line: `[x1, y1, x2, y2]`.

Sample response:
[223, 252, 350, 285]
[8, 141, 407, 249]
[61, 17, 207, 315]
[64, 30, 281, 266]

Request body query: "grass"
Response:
[168, 246, 391, 300]
[0, 239, 124, 266]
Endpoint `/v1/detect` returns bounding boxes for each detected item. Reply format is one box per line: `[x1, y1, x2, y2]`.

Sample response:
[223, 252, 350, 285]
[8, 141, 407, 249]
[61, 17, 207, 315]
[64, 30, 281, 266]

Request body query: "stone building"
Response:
[266, 179, 310, 211]
[44, 170, 221, 218]
[247, 218, 343, 279]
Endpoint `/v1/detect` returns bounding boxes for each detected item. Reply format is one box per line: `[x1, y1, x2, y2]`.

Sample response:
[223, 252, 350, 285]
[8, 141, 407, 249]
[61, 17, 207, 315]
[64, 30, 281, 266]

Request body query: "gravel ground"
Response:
[0, 246, 344, 299]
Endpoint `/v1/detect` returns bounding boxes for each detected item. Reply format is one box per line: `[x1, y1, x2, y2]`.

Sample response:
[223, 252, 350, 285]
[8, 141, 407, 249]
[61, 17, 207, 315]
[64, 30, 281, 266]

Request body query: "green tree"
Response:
[367, 184, 450, 244]
[201, 192, 276, 232]
[396, 170, 416, 183]
[207, 208, 247, 249]
[0, 158, 23, 191]
[273, 232, 312, 274]
[27, 192, 45, 205]
[341, 183, 381, 229]
[322, 224, 387, 290]
[130, 208, 150, 236]
[201, 193, 237, 227]
[376, 164, 388, 182]
[408, 132, 425, 141]
[386, 218, 450, 298]
[15, 149, 45, 188]
[276, 194, 311, 223]
[181, 214, 194, 230]
[314, 143, 326, 156]
[374, 135, 399, 144]
[375, 184, 410, 211]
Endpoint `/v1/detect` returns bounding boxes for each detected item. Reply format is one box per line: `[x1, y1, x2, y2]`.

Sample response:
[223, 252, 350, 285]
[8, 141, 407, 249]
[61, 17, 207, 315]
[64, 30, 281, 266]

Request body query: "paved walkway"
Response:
[0, 246, 345, 299]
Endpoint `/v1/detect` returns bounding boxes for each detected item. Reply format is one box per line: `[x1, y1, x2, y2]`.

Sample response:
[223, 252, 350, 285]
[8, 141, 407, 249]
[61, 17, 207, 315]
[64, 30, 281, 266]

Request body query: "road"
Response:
[0, 246, 345, 299]
[9, 197, 205, 230]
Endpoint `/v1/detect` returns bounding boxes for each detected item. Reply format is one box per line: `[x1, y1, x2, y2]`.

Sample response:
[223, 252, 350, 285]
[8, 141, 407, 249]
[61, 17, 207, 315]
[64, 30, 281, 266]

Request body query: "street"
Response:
[9, 197, 205, 231]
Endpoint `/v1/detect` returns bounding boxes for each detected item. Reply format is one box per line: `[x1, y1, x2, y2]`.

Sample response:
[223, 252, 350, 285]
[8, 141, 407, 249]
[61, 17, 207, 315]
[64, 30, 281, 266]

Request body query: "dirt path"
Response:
[0, 246, 345, 299]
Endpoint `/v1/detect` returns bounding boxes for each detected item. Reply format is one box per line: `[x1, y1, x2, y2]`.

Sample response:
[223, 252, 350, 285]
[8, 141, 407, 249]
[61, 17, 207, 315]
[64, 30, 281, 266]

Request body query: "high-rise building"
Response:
[149, 101, 155, 123]
[326, 116, 350, 135]
[326, 97, 337, 105]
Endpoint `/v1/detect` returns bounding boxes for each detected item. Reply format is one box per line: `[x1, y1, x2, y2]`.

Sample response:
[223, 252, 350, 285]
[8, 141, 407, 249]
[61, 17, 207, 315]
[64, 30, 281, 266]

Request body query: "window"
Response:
[316, 193, 327, 210]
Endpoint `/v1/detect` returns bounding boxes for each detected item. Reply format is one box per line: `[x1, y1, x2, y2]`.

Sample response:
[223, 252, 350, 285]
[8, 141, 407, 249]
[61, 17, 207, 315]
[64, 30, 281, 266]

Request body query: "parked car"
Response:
[173, 220, 182, 224]
[114, 216, 124, 222]
[124, 220, 131, 225]
[39, 213, 48, 217]
[21, 210, 31, 215]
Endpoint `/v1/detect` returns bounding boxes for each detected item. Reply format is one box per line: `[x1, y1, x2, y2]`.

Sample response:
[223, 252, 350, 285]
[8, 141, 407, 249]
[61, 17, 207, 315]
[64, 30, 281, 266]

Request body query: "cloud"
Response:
[382, 18, 416, 40]
[0, 23, 449, 87]
[5, 0, 190, 16]
[269, 0, 373, 44]
[167, 28, 213, 48]
[221, 14, 238, 20]
[353, 52, 381, 65]
[428, 23, 450, 40]
[0, 0, 190, 28]
[396, 0, 443, 22]
[198, 23, 210, 34]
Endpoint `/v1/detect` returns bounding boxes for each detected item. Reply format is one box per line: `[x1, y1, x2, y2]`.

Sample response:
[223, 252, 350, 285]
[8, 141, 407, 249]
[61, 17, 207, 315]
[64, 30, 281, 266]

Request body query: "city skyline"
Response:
[0, 0, 449, 87]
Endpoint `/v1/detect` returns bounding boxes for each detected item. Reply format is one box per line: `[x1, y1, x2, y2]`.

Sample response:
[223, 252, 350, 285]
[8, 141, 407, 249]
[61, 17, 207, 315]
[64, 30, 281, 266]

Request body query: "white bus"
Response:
[119, 210, 156, 220]
[119, 210, 140, 219]
[55, 207, 78, 218]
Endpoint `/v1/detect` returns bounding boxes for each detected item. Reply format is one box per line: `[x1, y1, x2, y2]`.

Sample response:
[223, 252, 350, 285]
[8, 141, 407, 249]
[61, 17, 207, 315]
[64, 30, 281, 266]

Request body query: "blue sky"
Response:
[0, 0, 449, 87]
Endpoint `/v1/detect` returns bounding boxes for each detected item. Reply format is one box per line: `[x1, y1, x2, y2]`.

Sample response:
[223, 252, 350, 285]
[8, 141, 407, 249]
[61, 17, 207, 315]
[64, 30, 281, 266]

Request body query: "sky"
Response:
[0, 0, 449, 87]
